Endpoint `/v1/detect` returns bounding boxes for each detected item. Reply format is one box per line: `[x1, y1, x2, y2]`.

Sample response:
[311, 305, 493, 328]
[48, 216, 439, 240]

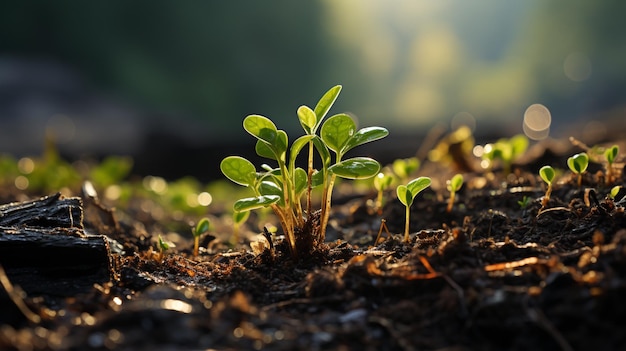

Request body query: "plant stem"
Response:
[319, 173, 337, 243]
[403, 205, 411, 243]
[306, 141, 314, 216]
[193, 237, 199, 257]
[446, 192, 455, 213]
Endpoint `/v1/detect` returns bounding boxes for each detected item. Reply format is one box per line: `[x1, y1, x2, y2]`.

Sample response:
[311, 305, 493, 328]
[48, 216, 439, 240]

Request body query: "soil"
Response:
[1, 132, 626, 351]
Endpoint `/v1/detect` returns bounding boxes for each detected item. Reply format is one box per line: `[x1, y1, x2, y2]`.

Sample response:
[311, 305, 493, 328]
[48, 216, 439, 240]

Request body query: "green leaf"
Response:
[329, 157, 381, 179]
[255, 140, 277, 160]
[312, 136, 331, 169]
[220, 156, 257, 187]
[321, 114, 355, 156]
[510, 134, 529, 158]
[233, 210, 250, 225]
[243, 115, 278, 144]
[297, 105, 316, 135]
[567, 153, 589, 174]
[374, 172, 394, 191]
[392, 158, 420, 179]
[447, 174, 464, 192]
[289, 135, 315, 171]
[194, 218, 210, 237]
[539, 165, 555, 185]
[293, 167, 308, 196]
[311, 169, 324, 188]
[396, 185, 412, 207]
[234, 195, 280, 212]
[406, 177, 432, 198]
[605, 145, 619, 164]
[342, 126, 389, 155]
[313, 85, 342, 131]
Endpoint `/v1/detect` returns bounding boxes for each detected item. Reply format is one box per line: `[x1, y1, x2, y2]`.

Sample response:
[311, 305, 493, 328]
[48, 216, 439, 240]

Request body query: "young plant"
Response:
[157, 234, 175, 261]
[232, 210, 250, 244]
[517, 195, 531, 209]
[396, 177, 431, 243]
[604, 145, 619, 184]
[392, 157, 420, 184]
[192, 218, 210, 257]
[567, 152, 589, 187]
[481, 134, 529, 174]
[446, 173, 464, 213]
[221, 85, 388, 258]
[539, 165, 556, 208]
[373, 172, 394, 215]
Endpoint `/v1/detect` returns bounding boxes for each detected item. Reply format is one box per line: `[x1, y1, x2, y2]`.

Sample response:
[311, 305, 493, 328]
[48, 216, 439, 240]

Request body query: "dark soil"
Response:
[1, 134, 626, 351]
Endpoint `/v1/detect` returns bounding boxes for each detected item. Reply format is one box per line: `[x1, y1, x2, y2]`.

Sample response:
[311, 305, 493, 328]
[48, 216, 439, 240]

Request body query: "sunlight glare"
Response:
[523, 103, 551, 140]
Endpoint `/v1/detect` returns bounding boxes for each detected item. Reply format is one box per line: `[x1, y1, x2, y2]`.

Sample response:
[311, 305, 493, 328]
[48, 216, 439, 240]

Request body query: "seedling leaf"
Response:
[234, 210, 250, 225]
[313, 85, 342, 131]
[328, 157, 381, 179]
[448, 174, 464, 192]
[294, 167, 308, 196]
[220, 156, 257, 187]
[243, 115, 278, 144]
[194, 218, 210, 237]
[396, 185, 412, 207]
[297, 105, 317, 135]
[406, 177, 432, 198]
[234, 195, 280, 212]
[342, 126, 389, 155]
[605, 145, 619, 164]
[374, 172, 394, 191]
[321, 114, 355, 156]
[567, 153, 589, 174]
[539, 165, 555, 185]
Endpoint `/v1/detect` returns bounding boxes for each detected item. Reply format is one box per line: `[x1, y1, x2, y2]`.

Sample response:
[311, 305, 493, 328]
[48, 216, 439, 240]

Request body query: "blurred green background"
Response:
[1, 0, 624, 179]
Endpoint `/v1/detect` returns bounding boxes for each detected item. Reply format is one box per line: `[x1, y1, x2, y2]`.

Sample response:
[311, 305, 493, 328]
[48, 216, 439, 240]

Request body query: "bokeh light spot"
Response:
[564, 52, 592, 82]
[523, 103, 551, 140]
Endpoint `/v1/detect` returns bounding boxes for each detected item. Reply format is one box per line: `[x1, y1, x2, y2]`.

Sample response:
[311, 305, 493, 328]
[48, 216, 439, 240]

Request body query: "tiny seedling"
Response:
[192, 218, 210, 257]
[604, 145, 619, 184]
[481, 134, 528, 174]
[539, 165, 556, 208]
[517, 195, 531, 209]
[221, 85, 388, 258]
[446, 173, 463, 213]
[567, 152, 589, 187]
[396, 177, 431, 243]
[157, 234, 175, 261]
[609, 186, 621, 200]
[392, 157, 420, 184]
[373, 172, 394, 215]
[232, 210, 250, 244]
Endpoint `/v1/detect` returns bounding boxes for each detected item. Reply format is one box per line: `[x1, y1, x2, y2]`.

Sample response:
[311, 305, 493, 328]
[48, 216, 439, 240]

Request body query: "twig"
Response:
[0, 265, 41, 324]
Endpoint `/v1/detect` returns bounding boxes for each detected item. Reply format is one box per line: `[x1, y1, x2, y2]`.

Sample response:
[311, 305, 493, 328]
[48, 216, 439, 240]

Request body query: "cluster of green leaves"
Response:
[221, 85, 388, 257]
[481, 134, 529, 174]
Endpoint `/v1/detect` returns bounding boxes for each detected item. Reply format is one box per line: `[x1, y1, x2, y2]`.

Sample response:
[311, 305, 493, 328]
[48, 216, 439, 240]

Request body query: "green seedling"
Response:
[539, 165, 556, 208]
[373, 172, 394, 215]
[609, 186, 621, 200]
[517, 195, 531, 209]
[567, 152, 589, 187]
[446, 173, 464, 213]
[392, 157, 420, 184]
[157, 234, 175, 261]
[192, 218, 210, 257]
[232, 210, 250, 244]
[481, 134, 529, 174]
[604, 145, 619, 184]
[221, 85, 388, 258]
[396, 177, 431, 243]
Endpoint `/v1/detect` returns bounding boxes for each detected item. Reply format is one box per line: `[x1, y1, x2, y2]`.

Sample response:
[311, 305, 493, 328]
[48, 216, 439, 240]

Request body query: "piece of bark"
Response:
[0, 194, 113, 297]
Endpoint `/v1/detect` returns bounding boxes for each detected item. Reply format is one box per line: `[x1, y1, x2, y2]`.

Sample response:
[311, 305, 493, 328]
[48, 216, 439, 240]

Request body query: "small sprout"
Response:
[539, 165, 555, 208]
[481, 134, 528, 174]
[192, 218, 210, 257]
[610, 186, 622, 201]
[446, 173, 464, 213]
[373, 172, 394, 215]
[157, 234, 175, 261]
[567, 152, 589, 187]
[604, 145, 619, 184]
[396, 177, 431, 243]
[392, 157, 420, 184]
[232, 210, 250, 244]
[517, 195, 531, 209]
